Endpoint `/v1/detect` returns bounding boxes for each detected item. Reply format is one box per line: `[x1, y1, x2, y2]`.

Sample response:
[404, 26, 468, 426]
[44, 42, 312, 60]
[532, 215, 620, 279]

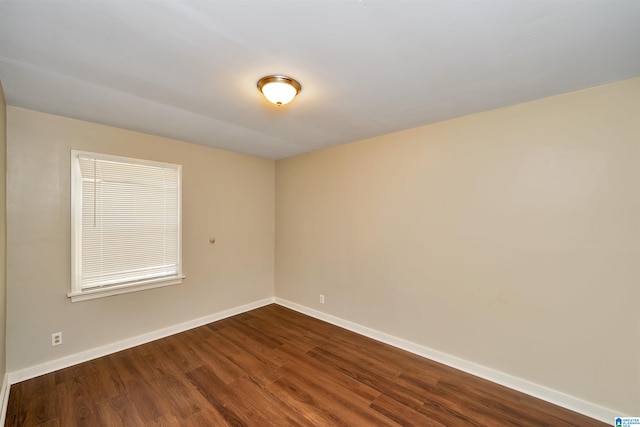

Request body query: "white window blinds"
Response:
[70, 151, 183, 301]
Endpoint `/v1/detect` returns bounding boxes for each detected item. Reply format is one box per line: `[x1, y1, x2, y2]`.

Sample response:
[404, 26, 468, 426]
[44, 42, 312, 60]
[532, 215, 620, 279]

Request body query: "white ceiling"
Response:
[1, 1, 639, 160]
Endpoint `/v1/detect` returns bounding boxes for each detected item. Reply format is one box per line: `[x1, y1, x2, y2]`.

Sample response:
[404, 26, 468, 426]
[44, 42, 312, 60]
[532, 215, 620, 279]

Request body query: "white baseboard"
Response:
[0, 374, 9, 427]
[7, 297, 275, 386]
[274, 297, 619, 424]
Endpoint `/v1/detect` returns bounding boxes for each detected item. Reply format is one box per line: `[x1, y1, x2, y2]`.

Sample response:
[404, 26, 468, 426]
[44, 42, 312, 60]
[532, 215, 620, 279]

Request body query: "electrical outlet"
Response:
[52, 332, 62, 346]
[320, 294, 325, 304]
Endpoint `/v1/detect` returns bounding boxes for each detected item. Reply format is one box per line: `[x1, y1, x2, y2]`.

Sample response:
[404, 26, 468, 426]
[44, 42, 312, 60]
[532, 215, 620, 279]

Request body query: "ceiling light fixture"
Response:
[257, 75, 301, 106]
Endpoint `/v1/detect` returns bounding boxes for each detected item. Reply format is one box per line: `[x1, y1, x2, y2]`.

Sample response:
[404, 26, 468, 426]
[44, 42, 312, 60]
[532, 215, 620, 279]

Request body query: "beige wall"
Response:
[0, 82, 7, 379]
[275, 77, 640, 414]
[6, 107, 275, 371]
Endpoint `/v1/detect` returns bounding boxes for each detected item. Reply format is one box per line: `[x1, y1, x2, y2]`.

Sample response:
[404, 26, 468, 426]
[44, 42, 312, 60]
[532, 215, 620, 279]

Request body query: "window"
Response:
[70, 150, 183, 302]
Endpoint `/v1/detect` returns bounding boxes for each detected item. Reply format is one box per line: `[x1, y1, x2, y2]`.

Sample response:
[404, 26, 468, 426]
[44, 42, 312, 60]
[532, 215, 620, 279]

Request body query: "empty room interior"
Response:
[0, 1, 639, 426]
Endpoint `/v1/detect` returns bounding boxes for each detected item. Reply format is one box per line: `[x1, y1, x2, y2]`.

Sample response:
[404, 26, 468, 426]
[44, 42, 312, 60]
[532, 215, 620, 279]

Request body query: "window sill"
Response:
[68, 276, 185, 302]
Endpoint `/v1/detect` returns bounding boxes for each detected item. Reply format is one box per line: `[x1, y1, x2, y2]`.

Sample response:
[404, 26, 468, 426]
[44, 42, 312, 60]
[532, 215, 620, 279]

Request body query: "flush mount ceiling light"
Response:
[257, 75, 301, 106]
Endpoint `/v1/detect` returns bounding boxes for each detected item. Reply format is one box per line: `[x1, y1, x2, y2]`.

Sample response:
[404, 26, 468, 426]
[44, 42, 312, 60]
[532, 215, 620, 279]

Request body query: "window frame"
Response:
[69, 150, 184, 302]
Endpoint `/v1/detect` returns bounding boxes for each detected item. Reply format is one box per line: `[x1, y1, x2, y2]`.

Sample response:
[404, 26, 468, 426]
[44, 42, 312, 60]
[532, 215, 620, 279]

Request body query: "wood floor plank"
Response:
[181, 334, 246, 385]
[215, 325, 287, 369]
[86, 357, 127, 401]
[186, 365, 273, 426]
[307, 346, 427, 410]
[56, 377, 99, 427]
[273, 344, 381, 406]
[176, 407, 232, 427]
[6, 375, 58, 426]
[242, 312, 319, 352]
[370, 393, 446, 427]
[151, 334, 205, 373]
[320, 341, 405, 379]
[273, 362, 399, 427]
[432, 376, 568, 427]
[267, 376, 353, 426]
[4, 382, 28, 427]
[205, 331, 282, 387]
[5, 304, 608, 427]
[95, 394, 147, 427]
[228, 376, 308, 426]
[134, 343, 210, 420]
[220, 318, 283, 349]
[418, 396, 489, 427]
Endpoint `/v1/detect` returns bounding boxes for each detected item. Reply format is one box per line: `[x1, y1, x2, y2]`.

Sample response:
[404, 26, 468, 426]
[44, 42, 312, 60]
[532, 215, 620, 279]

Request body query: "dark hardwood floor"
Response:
[5, 304, 607, 426]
